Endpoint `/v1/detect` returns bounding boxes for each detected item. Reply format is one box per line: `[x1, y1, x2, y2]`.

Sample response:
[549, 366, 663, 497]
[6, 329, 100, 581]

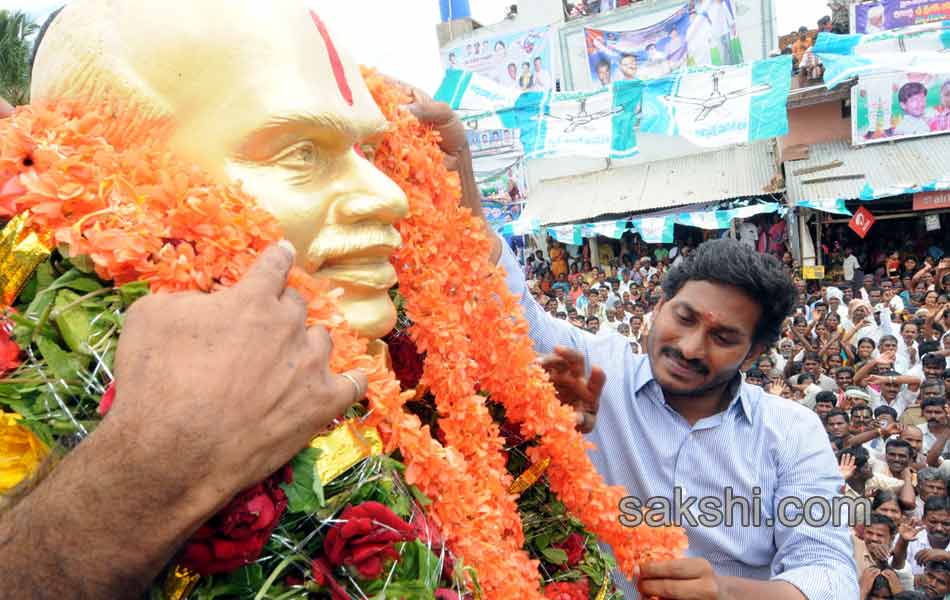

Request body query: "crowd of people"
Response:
[520, 227, 950, 598]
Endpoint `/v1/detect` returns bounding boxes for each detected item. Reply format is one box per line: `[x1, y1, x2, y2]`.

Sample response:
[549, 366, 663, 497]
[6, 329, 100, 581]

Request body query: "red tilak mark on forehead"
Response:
[309, 10, 353, 106]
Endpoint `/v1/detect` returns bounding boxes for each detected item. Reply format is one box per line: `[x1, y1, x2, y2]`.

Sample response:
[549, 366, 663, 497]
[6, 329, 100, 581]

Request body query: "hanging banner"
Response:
[440, 26, 557, 92]
[632, 216, 676, 243]
[854, 0, 950, 34]
[483, 200, 524, 229]
[584, 2, 743, 88]
[496, 216, 540, 237]
[467, 128, 523, 156]
[673, 202, 780, 229]
[852, 70, 950, 146]
[437, 72, 642, 160]
[547, 224, 583, 245]
[814, 22, 950, 89]
[639, 54, 792, 147]
[476, 160, 528, 203]
[582, 220, 629, 239]
[796, 198, 853, 215]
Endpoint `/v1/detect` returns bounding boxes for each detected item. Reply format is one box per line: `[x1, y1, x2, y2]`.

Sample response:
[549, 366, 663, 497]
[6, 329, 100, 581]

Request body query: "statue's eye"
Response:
[274, 141, 319, 168]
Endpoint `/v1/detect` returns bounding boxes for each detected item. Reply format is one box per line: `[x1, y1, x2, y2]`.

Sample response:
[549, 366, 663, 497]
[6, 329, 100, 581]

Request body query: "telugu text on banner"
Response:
[854, 0, 950, 34]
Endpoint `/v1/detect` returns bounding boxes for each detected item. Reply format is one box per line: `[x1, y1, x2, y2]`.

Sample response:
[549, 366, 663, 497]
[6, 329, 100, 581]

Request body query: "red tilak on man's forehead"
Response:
[309, 9, 354, 106]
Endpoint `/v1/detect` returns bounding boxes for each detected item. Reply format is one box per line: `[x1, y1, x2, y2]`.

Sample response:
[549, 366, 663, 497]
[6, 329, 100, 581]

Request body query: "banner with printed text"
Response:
[815, 22, 950, 88]
[440, 26, 557, 93]
[854, 0, 950, 34]
[584, 1, 743, 87]
[852, 69, 950, 146]
[639, 54, 792, 147]
[436, 71, 642, 159]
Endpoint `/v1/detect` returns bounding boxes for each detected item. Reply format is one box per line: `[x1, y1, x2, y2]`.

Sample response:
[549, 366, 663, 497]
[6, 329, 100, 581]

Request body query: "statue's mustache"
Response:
[307, 224, 402, 270]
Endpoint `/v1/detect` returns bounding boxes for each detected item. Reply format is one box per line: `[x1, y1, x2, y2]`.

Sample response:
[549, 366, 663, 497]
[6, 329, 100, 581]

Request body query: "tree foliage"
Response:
[0, 10, 37, 106]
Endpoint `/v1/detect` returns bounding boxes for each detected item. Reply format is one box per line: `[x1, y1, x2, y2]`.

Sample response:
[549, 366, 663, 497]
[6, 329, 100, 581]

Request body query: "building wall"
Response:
[782, 101, 851, 150]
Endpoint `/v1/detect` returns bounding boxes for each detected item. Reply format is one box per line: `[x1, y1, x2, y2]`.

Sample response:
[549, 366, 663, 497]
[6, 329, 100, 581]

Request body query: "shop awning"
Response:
[521, 141, 781, 226]
[785, 136, 950, 209]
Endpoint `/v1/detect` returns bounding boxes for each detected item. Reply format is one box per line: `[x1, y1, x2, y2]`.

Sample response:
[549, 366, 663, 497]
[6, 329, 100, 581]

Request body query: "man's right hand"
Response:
[108, 243, 367, 504]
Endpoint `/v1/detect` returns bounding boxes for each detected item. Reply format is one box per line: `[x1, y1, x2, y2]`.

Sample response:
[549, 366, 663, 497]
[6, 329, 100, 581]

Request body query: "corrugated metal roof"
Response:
[785, 136, 950, 204]
[522, 141, 780, 226]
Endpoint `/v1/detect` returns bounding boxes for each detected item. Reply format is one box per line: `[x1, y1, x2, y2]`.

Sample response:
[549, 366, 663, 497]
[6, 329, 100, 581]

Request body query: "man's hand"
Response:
[110, 243, 366, 498]
[916, 548, 950, 565]
[0, 244, 368, 599]
[538, 346, 604, 434]
[638, 558, 723, 599]
[866, 542, 892, 567]
[839, 453, 857, 480]
[898, 519, 925, 543]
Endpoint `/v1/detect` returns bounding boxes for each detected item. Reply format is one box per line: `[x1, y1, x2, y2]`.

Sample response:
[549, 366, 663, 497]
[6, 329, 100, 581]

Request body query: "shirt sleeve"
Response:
[497, 237, 626, 364]
[769, 414, 860, 599]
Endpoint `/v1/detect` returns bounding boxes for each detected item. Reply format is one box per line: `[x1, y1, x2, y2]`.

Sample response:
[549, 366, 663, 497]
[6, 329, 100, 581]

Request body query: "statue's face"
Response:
[31, 0, 408, 339]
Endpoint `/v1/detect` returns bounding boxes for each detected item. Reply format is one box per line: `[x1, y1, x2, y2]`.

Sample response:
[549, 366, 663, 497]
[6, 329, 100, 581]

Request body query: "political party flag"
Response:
[814, 22, 950, 88]
[547, 224, 583, 245]
[848, 206, 876, 238]
[435, 71, 642, 160]
[632, 216, 675, 244]
[639, 55, 792, 148]
[581, 219, 629, 239]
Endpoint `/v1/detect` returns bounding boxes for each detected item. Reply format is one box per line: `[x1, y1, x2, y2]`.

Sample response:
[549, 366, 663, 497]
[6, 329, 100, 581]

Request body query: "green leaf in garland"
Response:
[540, 547, 568, 565]
[281, 447, 322, 514]
[118, 281, 150, 309]
[53, 290, 92, 355]
[35, 336, 86, 384]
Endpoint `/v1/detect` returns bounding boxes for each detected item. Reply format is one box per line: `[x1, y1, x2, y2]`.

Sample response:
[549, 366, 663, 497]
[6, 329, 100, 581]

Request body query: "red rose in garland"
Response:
[322, 501, 417, 578]
[543, 578, 590, 600]
[97, 382, 116, 416]
[382, 330, 425, 391]
[179, 465, 292, 575]
[554, 532, 586, 569]
[0, 314, 20, 376]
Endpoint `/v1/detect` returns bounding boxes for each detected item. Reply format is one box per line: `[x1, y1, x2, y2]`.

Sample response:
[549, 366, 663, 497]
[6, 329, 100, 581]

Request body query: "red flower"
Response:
[311, 556, 351, 600]
[97, 382, 116, 416]
[435, 589, 462, 600]
[0, 315, 20, 376]
[383, 331, 425, 391]
[554, 533, 586, 569]
[179, 465, 292, 575]
[323, 501, 417, 579]
[543, 579, 590, 600]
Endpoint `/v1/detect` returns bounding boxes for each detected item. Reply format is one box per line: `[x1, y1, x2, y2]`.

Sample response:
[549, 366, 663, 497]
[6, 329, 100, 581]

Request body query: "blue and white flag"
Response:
[640, 55, 792, 148]
[581, 219, 629, 239]
[631, 216, 675, 244]
[435, 71, 641, 160]
[814, 22, 950, 88]
[796, 199, 852, 215]
[496, 216, 540, 237]
[547, 224, 583, 245]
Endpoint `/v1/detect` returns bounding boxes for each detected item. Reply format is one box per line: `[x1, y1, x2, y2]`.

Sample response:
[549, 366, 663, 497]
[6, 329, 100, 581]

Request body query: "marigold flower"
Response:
[0, 412, 49, 494]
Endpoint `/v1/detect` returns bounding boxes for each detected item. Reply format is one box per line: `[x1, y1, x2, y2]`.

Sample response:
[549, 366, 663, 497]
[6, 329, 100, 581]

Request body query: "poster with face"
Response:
[852, 71, 950, 146]
[441, 26, 557, 92]
[584, 1, 743, 87]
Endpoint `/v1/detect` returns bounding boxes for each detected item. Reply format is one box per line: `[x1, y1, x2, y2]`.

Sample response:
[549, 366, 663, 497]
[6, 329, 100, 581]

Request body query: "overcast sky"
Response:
[6, 0, 831, 94]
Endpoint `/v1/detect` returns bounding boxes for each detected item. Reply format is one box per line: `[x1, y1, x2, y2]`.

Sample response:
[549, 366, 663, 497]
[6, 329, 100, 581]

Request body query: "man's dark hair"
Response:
[839, 444, 868, 468]
[885, 438, 913, 455]
[869, 511, 897, 535]
[660, 239, 796, 347]
[899, 81, 927, 104]
[746, 367, 765, 380]
[924, 495, 950, 515]
[596, 58, 610, 71]
[894, 591, 928, 600]
[815, 391, 837, 406]
[797, 371, 814, 384]
[803, 351, 821, 364]
[827, 408, 850, 422]
[924, 396, 948, 411]
[924, 352, 947, 369]
[851, 405, 871, 418]
[874, 405, 898, 420]
[836, 366, 855, 378]
[30, 7, 65, 74]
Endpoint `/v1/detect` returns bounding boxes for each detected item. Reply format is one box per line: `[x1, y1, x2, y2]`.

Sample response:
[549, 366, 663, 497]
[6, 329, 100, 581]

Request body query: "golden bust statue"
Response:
[31, 0, 409, 339]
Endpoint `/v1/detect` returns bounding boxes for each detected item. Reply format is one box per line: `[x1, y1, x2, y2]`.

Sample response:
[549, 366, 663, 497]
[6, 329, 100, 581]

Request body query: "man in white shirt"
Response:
[737, 221, 758, 249]
[843, 247, 860, 287]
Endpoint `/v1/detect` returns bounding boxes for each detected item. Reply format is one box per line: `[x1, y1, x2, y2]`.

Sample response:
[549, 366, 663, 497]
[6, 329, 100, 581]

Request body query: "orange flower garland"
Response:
[362, 72, 688, 575]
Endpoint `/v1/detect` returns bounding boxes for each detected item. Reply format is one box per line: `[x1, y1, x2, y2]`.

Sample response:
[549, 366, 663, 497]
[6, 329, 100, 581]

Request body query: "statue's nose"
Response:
[331, 152, 408, 226]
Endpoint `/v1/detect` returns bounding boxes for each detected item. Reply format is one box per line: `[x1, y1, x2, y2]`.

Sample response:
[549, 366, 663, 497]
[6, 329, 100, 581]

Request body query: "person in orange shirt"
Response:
[791, 27, 813, 67]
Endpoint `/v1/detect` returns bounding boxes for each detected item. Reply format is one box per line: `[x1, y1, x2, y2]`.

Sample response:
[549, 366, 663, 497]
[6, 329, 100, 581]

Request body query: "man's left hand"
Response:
[638, 558, 723, 599]
[538, 346, 605, 434]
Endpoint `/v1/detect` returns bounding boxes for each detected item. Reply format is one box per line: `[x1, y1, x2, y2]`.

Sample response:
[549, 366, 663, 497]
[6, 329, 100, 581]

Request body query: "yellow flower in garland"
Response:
[0, 412, 49, 494]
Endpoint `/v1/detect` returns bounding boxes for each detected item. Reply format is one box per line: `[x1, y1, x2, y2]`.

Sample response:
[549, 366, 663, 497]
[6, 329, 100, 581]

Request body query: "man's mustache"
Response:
[661, 347, 709, 376]
[307, 225, 401, 270]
